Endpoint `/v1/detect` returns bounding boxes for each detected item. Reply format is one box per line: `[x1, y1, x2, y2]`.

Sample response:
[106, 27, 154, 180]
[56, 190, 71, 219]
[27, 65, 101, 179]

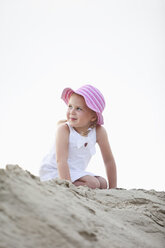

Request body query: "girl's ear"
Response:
[90, 114, 98, 129]
[91, 113, 97, 122]
[91, 116, 97, 122]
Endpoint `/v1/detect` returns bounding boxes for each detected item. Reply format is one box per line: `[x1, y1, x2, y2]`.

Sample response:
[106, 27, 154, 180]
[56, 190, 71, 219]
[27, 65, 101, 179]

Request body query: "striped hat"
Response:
[61, 84, 105, 125]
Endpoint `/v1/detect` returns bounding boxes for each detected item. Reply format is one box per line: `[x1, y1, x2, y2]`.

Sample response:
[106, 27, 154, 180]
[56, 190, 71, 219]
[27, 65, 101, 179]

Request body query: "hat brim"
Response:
[61, 87, 104, 125]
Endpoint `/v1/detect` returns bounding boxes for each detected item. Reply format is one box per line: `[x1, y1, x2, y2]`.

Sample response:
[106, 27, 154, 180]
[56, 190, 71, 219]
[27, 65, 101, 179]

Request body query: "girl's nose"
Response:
[70, 108, 76, 114]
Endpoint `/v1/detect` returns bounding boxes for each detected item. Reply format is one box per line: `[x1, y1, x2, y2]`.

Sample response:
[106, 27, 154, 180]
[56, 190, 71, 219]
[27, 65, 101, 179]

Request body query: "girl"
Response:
[39, 84, 117, 189]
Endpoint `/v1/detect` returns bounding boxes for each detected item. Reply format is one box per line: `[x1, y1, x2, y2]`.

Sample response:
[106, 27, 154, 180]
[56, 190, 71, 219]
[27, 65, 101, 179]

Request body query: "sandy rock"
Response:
[0, 165, 165, 248]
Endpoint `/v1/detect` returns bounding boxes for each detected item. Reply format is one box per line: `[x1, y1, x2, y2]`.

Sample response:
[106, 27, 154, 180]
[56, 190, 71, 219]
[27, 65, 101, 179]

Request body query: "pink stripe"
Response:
[77, 89, 100, 111]
[79, 87, 104, 111]
[77, 88, 102, 112]
[81, 88, 103, 112]
[82, 86, 105, 108]
[65, 89, 73, 103]
[85, 85, 105, 107]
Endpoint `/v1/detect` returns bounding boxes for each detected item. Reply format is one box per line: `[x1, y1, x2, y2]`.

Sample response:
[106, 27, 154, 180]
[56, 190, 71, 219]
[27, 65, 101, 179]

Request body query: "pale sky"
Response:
[0, 0, 165, 190]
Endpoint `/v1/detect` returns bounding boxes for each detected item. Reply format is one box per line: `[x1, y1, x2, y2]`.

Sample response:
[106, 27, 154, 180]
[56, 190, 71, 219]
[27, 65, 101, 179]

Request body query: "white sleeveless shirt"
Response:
[39, 122, 97, 182]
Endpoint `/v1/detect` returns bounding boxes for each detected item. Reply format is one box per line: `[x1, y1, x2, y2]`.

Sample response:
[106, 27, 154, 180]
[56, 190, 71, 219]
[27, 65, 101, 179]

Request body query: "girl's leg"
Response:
[73, 175, 100, 189]
[95, 176, 108, 189]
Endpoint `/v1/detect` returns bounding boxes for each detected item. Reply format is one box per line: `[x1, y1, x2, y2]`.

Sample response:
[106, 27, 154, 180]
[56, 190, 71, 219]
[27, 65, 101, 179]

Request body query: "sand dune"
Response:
[0, 165, 165, 248]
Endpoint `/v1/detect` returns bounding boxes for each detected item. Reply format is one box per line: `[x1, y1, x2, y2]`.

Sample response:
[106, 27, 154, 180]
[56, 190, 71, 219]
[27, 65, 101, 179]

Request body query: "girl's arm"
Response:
[55, 123, 71, 181]
[96, 125, 117, 189]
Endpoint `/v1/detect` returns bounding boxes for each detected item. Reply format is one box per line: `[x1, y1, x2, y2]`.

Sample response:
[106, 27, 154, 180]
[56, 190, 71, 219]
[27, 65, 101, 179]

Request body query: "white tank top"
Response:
[66, 122, 96, 170]
[39, 122, 96, 181]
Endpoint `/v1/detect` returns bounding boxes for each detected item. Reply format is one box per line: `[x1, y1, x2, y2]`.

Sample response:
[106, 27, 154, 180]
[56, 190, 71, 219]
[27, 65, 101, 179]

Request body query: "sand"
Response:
[0, 165, 165, 248]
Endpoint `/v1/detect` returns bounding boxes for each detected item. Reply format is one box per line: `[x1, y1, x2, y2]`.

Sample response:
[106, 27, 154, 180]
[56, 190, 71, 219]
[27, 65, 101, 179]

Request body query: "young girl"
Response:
[39, 84, 117, 189]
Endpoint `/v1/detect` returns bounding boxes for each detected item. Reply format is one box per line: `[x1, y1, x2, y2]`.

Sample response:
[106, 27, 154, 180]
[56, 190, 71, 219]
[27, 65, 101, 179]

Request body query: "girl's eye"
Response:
[68, 105, 82, 111]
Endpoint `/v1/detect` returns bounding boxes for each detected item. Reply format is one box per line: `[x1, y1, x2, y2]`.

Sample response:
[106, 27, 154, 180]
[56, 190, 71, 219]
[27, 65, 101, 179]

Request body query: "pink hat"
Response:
[61, 84, 105, 125]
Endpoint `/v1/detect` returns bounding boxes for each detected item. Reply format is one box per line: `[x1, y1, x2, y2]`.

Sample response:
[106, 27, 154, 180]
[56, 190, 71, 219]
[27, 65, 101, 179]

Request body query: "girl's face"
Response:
[67, 93, 96, 133]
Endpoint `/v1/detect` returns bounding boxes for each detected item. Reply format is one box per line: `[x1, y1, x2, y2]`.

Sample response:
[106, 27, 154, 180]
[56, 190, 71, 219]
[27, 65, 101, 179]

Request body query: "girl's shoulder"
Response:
[96, 125, 108, 143]
[56, 121, 70, 136]
[55, 122, 70, 147]
[96, 124, 106, 133]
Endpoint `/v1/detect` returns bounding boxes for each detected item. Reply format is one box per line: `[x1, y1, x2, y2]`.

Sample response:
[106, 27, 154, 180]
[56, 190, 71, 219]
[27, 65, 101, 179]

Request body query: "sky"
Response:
[0, 0, 165, 191]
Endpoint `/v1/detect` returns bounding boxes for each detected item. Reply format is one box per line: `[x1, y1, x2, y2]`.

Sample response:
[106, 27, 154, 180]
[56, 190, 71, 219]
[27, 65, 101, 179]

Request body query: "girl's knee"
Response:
[76, 175, 100, 189]
[95, 176, 107, 189]
[83, 176, 100, 189]
[90, 177, 100, 189]
[101, 179, 108, 189]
